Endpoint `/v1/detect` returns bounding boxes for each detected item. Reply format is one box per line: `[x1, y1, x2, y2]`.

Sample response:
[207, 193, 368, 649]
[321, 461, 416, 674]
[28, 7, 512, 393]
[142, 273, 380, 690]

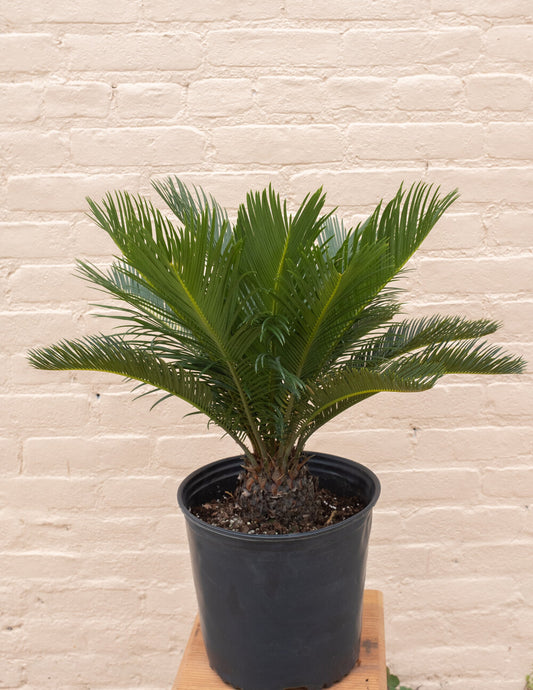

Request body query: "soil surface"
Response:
[191, 483, 366, 535]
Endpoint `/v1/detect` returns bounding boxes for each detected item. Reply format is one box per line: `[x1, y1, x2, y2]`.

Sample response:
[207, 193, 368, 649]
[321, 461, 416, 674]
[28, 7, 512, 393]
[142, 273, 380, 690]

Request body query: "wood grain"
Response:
[172, 589, 386, 690]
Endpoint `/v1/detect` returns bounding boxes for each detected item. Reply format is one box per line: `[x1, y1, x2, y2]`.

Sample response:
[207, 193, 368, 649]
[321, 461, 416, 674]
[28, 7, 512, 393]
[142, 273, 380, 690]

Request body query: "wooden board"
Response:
[172, 589, 386, 690]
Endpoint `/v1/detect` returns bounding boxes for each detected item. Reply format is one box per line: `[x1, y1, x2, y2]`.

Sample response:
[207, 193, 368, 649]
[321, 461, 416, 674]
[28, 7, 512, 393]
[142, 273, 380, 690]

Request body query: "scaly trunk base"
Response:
[235, 463, 320, 526]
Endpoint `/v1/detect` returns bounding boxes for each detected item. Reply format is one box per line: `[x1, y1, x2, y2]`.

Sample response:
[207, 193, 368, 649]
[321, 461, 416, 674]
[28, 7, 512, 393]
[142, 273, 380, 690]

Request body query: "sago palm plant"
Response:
[28, 178, 524, 524]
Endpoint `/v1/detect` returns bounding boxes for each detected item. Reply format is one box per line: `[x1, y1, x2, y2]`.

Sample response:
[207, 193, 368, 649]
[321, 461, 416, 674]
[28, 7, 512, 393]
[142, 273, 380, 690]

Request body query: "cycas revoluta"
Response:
[28, 178, 525, 518]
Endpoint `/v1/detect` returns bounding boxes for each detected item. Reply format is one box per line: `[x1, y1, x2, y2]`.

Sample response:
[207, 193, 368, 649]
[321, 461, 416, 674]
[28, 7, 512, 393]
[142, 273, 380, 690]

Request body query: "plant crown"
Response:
[28, 178, 525, 473]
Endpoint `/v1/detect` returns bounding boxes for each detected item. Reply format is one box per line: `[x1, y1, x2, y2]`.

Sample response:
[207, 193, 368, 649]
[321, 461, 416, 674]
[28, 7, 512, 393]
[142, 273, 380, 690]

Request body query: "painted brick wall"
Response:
[1, 2, 532, 689]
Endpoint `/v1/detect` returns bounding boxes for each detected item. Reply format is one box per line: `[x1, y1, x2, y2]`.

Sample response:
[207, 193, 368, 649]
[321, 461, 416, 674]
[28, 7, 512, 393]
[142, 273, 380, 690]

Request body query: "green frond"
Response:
[358, 182, 459, 274]
[77, 260, 184, 333]
[311, 367, 439, 412]
[290, 367, 439, 453]
[152, 176, 230, 244]
[234, 186, 329, 317]
[348, 315, 503, 369]
[277, 182, 458, 386]
[388, 339, 526, 377]
[28, 334, 216, 414]
[30, 177, 524, 471]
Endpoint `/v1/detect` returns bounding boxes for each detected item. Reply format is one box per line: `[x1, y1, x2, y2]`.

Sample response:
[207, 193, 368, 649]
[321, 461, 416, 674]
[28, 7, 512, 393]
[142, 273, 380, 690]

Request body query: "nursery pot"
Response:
[177, 452, 380, 690]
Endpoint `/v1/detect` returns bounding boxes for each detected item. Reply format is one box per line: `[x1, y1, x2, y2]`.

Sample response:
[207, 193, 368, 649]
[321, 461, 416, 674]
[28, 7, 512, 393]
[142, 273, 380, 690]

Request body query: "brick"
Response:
[370, 510, 403, 543]
[44, 82, 111, 118]
[188, 79, 253, 116]
[8, 264, 87, 305]
[485, 300, 533, 341]
[395, 75, 463, 110]
[420, 213, 484, 252]
[487, 122, 533, 159]
[290, 169, 428, 209]
[0, 310, 82, 354]
[0, 516, 25, 552]
[0, 437, 19, 476]
[2, 0, 137, 22]
[486, 212, 532, 248]
[0, 222, 71, 258]
[287, 0, 425, 19]
[0, 659, 24, 687]
[485, 381, 533, 419]
[20, 619, 112, 655]
[0, 583, 25, 613]
[145, 585, 187, 614]
[403, 644, 513, 677]
[17, 515, 159, 552]
[0, 553, 80, 580]
[25, 585, 141, 619]
[208, 30, 341, 67]
[155, 434, 242, 473]
[0, 83, 41, 122]
[414, 427, 533, 466]
[78, 549, 191, 583]
[367, 543, 430, 577]
[432, 0, 532, 15]
[379, 468, 480, 505]
[152, 172, 282, 210]
[425, 166, 533, 203]
[144, 0, 279, 20]
[21, 361, 69, 396]
[516, 342, 533, 366]
[390, 608, 513, 648]
[23, 436, 152, 475]
[428, 542, 533, 577]
[483, 468, 533, 498]
[116, 83, 185, 120]
[0, 623, 25, 656]
[347, 123, 483, 160]
[10, 352, 73, 387]
[326, 77, 392, 111]
[154, 513, 187, 545]
[70, 219, 116, 256]
[64, 32, 202, 71]
[487, 26, 533, 62]
[309, 429, 413, 467]
[417, 256, 531, 296]
[86, 619, 181, 654]
[1, 477, 100, 511]
[25, 653, 144, 686]
[90, 390, 206, 434]
[71, 126, 205, 166]
[0, 278, 8, 311]
[0, 33, 60, 73]
[437, 681, 520, 690]
[523, 575, 533, 601]
[344, 28, 481, 66]
[394, 576, 518, 611]
[7, 173, 140, 211]
[0, 130, 68, 170]
[257, 77, 324, 114]
[100, 476, 177, 509]
[0, 355, 9, 387]
[0, 394, 90, 432]
[213, 125, 343, 164]
[465, 74, 532, 111]
[404, 506, 525, 542]
[515, 608, 533, 646]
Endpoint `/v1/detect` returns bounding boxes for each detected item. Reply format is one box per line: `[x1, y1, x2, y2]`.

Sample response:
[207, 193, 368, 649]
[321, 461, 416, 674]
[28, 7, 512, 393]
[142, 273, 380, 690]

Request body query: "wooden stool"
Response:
[172, 589, 386, 689]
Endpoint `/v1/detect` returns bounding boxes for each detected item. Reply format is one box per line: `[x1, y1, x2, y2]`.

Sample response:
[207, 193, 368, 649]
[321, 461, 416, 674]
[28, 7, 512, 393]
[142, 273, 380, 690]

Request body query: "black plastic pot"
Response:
[177, 452, 380, 690]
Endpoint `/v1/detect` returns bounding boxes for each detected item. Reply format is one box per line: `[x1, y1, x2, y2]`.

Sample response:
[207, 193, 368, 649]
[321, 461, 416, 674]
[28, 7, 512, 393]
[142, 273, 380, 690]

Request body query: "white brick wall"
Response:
[0, 2, 531, 689]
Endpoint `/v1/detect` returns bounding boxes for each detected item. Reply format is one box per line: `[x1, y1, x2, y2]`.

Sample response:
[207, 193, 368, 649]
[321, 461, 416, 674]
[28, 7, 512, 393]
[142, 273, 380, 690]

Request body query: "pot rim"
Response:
[177, 451, 381, 543]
